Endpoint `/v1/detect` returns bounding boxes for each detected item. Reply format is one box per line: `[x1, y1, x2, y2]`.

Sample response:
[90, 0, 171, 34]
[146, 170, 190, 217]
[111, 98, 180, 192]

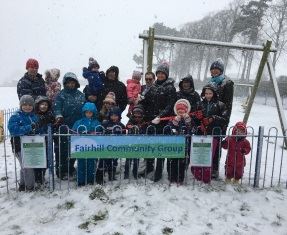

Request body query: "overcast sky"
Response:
[0, 0, 238, 84]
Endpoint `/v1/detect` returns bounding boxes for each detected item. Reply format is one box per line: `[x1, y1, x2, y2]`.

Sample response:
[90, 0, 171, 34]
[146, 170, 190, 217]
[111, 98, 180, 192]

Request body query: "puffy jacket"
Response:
[17, 73, 46, 100]
[82, 68, 104, 95]
[34, 96, 55, 134]
[126, 79, 141, 100]
[72, 102, 101, 133]
[140, 77, 176, 121]
[8, 110, 39, 153]
[54, 73, 85, 128]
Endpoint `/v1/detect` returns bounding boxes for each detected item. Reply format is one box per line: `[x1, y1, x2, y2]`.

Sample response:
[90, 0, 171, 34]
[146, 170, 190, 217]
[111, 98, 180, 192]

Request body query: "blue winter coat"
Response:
[72, 102, 101, 133]
[82, 68, 104, 95]
[54, 75, 85, 128]
[8, 110, 39, 136]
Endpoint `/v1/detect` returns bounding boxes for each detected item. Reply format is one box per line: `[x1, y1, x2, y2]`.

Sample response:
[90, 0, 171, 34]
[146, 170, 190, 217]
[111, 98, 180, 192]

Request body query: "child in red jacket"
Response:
[222, 121, 251, 183]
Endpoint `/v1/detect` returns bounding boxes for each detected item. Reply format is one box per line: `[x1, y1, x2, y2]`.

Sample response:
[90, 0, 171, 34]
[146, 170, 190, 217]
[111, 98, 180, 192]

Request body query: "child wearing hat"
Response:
[44, 68, 61, 105]
[222, 122, 251, 183]
[8, 95, 41, 191]
[99, 92, 116, 122]
[168, 99, 192, 184]
[125, 104, 147, 179]
[96, 106, 125, 184]
[83, 57, 105, 96]
[126, 70, 142, 117]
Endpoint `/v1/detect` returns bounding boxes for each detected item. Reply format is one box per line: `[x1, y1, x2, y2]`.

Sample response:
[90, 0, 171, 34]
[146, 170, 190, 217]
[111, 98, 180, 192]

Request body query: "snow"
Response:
[0, 87, 287, 235]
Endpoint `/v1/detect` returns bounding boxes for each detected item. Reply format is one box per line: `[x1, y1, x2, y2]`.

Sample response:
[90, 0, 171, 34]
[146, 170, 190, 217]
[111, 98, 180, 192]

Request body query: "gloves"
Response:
[202, 117, 213, 126]
[183, 113, 191, 124]
[151, 117, 161, 124]
[194, 111, 203, 120]
[31, 122, 39, 132]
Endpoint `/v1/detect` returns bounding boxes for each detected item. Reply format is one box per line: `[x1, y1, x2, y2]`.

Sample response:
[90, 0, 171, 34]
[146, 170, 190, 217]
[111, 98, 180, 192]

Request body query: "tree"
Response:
[264, 0, 287, 68]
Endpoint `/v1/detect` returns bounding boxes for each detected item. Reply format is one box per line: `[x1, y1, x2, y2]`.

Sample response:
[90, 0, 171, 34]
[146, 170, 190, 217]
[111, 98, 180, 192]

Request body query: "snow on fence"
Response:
[0, 124, 286, 194]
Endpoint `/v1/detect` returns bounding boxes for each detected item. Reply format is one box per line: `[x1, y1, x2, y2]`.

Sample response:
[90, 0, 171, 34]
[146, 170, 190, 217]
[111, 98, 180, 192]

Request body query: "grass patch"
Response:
[57, 200, 75, 210]
[89, 187, 109, 202]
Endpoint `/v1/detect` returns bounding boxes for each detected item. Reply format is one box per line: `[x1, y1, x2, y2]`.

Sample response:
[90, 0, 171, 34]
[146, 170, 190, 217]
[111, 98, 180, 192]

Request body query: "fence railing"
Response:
[0, 125, 286, 194]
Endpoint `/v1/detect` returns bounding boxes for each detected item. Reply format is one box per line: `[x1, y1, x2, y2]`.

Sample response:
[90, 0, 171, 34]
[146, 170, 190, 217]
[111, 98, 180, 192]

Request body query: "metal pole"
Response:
[143, 39, 148, 77]
[266, 55, 287, 147]
[47, 124, 55, 191]
[254, 126, 264, 188]
[147, 27, 154, 72]
[243, 40, 272, 123]
[139, 33, 277, 52]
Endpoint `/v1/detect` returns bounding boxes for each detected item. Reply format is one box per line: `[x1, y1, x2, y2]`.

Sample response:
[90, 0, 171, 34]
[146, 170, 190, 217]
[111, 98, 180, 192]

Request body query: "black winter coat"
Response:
[201, 98, 228, 135]
[215, 77, 234, 121]
[100, 78, 128, 112]
[140, 77, 177, 122]
[17, 73, 46, 100]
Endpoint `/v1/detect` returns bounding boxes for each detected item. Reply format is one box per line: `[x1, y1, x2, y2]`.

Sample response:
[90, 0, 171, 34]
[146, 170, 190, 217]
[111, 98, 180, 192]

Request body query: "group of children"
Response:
[9, 57, 251, 191]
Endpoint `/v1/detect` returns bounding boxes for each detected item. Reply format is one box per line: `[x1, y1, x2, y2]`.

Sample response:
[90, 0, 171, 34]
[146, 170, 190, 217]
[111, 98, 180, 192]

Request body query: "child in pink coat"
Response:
[126, 70, 142, 117]
[45, 68, 61, 104]
[222, 121, 251, 183]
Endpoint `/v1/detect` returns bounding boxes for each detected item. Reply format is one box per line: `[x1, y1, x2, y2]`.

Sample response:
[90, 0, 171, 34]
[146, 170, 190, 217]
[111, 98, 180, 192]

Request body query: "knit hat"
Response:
[108, 106, 122, 119]
[132, 70, 142, 80]
[19, 95, 34, 107]
[132, 104, 144, 116]
[174, 99, 191, 116]
[26, 58, 39, 70]
[232, 121, 247, 135]
[103, 92, 116, 104]
[210, 58, 224, 73]
[156, 63, 169, 78]
[88, 57, 100, 70]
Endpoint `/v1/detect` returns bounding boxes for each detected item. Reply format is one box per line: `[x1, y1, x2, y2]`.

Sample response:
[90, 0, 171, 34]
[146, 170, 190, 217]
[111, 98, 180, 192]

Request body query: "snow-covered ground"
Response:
[0, 86, 287, 235]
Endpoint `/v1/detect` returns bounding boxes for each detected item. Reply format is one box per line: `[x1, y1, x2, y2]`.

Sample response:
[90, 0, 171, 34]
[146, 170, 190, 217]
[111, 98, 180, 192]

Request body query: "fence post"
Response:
[47, 124, 55, 191]
[254, 126, 264, 188]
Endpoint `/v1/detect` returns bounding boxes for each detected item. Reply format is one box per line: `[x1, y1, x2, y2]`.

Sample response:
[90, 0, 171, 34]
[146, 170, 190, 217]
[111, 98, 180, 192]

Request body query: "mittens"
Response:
[151, 117, 161, 124]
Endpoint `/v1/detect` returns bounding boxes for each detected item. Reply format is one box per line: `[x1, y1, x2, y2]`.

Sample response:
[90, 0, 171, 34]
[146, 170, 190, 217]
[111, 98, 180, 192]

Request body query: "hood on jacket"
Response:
[63, 72, 80, 88]
[179, 75, 195, 92]
[34, 96, 52, 112]
[201, 84, 218, 100]
[232, 121, 247, 135]
[82, 102, 98, 118]
[106, 66, 119, 80]
[45, 68, 60, 82]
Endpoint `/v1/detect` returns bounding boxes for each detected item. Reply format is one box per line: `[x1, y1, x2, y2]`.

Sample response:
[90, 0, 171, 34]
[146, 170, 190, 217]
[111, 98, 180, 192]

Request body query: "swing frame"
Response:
[139, 27, 287, 146]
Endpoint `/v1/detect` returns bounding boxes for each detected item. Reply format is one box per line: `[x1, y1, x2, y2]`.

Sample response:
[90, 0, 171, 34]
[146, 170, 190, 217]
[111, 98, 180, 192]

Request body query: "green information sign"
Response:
[21, 136, 47, 168]
[190, 136, 213, 167]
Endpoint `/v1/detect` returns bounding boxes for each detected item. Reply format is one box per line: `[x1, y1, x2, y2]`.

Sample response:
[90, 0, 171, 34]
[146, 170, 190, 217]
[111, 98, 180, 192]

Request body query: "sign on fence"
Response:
[190, 136, 213, 167]
[21, 136, 47, 168]
[70, 135, 185, 159]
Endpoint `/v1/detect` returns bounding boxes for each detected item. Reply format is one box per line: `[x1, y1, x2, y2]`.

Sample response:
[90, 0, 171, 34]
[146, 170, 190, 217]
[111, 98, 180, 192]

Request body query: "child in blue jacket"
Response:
[8, 95, 40, 191]
[72, 102, 101, 186]
[82, 57, 105, 96]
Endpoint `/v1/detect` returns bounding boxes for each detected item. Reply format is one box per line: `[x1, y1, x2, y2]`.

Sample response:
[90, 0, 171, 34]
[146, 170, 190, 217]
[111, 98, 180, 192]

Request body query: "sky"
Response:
[0, 0, 234, 85]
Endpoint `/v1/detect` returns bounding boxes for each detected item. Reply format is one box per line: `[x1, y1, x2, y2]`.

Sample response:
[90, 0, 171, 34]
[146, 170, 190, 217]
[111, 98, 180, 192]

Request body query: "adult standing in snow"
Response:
[99, 66, 128, 113]
[208, 58, 234, 127]
[17, 58, 46, 100]
[141, 63, 177, 182]
[53, 72, 85, 179]
[208, 59, 234, 179]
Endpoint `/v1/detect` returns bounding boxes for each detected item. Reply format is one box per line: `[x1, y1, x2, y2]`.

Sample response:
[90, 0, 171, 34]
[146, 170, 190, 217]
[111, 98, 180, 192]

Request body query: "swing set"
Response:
[139, 27, 287, 146]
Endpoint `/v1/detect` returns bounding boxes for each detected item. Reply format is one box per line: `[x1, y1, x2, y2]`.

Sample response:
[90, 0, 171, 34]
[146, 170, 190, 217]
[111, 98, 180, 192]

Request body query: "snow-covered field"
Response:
[0, 86, 287, 235]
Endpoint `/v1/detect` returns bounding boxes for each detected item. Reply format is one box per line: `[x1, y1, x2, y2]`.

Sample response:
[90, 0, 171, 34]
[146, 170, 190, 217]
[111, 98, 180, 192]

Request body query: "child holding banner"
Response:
[73, 102, 101, 186]
[8, 95, 41, 191]
[96, 106, 125, 184]
[125, 104, 148, 179]
[222, 122, 251, 183]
